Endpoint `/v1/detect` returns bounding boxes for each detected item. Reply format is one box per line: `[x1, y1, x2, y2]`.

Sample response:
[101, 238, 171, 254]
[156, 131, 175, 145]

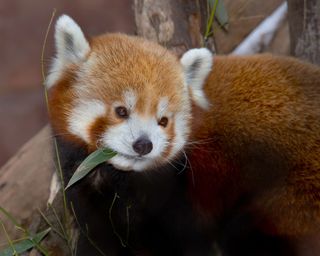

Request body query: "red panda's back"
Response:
[202, 55, 320, 150]
[189, 55, 320, 236]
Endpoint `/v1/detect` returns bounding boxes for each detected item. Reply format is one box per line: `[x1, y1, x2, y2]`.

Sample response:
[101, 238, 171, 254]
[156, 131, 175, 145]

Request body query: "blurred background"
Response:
[0, 0, 289, 166]
[0, 0, 135, 166]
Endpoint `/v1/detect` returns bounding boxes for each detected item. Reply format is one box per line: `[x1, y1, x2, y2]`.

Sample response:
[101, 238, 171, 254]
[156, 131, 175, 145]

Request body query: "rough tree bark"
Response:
[0, 127, 54, 246]
[287, 1, 320, 254]
[287, 0, 320, 65]
[134, 0, 216, 55]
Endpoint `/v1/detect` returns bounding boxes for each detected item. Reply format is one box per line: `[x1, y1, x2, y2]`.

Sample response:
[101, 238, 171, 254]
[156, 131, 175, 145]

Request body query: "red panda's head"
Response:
[47, 15, 212, 172]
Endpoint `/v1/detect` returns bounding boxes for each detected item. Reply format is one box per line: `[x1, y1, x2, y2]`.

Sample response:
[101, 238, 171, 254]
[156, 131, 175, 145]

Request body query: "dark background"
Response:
[0, 0, 134, 166]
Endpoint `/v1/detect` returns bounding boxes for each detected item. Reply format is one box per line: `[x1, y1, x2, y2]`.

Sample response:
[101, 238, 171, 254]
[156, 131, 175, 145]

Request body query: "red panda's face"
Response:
[69, 47, 191, 171]
[47, 15, 212, 172]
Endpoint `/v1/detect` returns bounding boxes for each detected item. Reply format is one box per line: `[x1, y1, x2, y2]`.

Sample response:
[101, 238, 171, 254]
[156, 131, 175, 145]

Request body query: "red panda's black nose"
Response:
[133, 137, 153, 156]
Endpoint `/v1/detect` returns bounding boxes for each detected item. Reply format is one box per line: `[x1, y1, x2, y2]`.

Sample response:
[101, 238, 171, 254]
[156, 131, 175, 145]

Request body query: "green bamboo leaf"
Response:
[0, 228, 51, 256]
[65, 148, 117, 190]
[208, 0, 229, 30]
[216, 0, 229, 30]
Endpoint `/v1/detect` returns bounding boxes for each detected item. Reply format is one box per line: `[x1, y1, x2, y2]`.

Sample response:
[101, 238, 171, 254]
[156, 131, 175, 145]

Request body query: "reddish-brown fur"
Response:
[48, 34, 186, 153]
[48, 68, 84, 145]
[188, 54, 320, 237]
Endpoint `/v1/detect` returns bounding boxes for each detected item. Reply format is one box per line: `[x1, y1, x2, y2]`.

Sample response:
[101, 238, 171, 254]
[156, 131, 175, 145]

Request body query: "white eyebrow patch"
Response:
[68, 100, 106, 142]
[157, 97, 169, 117]
[123, 90, 137, 110]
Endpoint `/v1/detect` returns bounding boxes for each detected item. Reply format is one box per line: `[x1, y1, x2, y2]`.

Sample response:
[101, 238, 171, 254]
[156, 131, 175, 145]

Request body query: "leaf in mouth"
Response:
[65, 148, 117, 190]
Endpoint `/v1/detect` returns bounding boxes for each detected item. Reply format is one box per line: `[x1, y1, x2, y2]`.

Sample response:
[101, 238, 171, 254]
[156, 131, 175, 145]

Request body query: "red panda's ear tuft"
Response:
[46, 15, 90, 88]
[180, 48, 213, 110]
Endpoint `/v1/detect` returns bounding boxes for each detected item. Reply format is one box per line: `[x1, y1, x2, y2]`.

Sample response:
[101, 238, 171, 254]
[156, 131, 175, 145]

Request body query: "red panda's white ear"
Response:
[46, 15, 90, 88]
[55, 15, 90, 63]
[180, 48, 213, 110]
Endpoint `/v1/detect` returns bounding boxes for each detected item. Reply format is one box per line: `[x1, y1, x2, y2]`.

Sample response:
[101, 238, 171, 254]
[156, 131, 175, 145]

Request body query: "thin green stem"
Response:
[0, 207, 49, 255]
[37, 208, 65, 240]
[0, 237, 29, 248]
[40, 9, 81, 256]
[41, 9, 56, 104]
[49, 204, 74, 254]
[40, 8, 68, 226]
[53, 139, 69, 224]
[70, 202, 106, 256]
[125, 205, 131, 243]
[0, 219, 19, 256]
[29, 237, 49, 256]
[0, 207, 20, 227]
[108, 193, 126, 247]
[204, 0, 219, 41]
[48, 204, 67, 238]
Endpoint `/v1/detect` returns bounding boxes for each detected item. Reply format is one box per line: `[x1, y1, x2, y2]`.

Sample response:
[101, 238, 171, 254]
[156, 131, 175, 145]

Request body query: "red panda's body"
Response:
[186, 54, 320, 253]
[47, 14, 320, 256]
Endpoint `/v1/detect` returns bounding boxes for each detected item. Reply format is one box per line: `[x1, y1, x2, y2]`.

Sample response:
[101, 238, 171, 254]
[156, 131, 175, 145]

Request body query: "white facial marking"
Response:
[46, 15, 90, 88]
[102, 113, 168, 171]
[170, 111, 190, 158]
[180, 48, 213, 109]
[68, 100, 106, 142]
[109, 154, 153, 172]
[123, 90, 137, 110]
[157, 97, 169, 118]
[169, 83, 191, 159]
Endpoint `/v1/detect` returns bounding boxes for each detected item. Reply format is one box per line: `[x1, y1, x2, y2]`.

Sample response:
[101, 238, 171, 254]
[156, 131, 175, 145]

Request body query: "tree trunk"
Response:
[0, 126, 53, 246]
[287, 0, 320, 65]
[134, 0, 216, 55]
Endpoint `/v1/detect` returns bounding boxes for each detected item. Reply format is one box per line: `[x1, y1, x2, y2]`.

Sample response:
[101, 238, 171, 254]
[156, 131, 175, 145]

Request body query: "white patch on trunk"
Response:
[232, 2, 288, 55]
[47, 172, 61, 205]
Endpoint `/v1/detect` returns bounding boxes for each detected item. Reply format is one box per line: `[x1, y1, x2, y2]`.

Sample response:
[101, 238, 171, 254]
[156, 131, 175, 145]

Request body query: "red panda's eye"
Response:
[115, 106, 129, 118]
[158, 117, 168, 127]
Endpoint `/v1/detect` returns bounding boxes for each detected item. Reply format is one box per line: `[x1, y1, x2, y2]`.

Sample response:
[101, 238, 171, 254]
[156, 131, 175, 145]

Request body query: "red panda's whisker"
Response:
[186, 138, 218, 145]
[164, 159, 181, 172]
[159, 154, 187, 174]
[176, 151, 188, 175]
[127, 124, 135, 140]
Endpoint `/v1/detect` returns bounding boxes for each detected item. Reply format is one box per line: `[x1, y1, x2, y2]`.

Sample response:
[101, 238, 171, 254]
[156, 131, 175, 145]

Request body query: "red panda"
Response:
[181, 50, 320, 255]
[46, 14, 320, 256]
[46, 15, 212, 255]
